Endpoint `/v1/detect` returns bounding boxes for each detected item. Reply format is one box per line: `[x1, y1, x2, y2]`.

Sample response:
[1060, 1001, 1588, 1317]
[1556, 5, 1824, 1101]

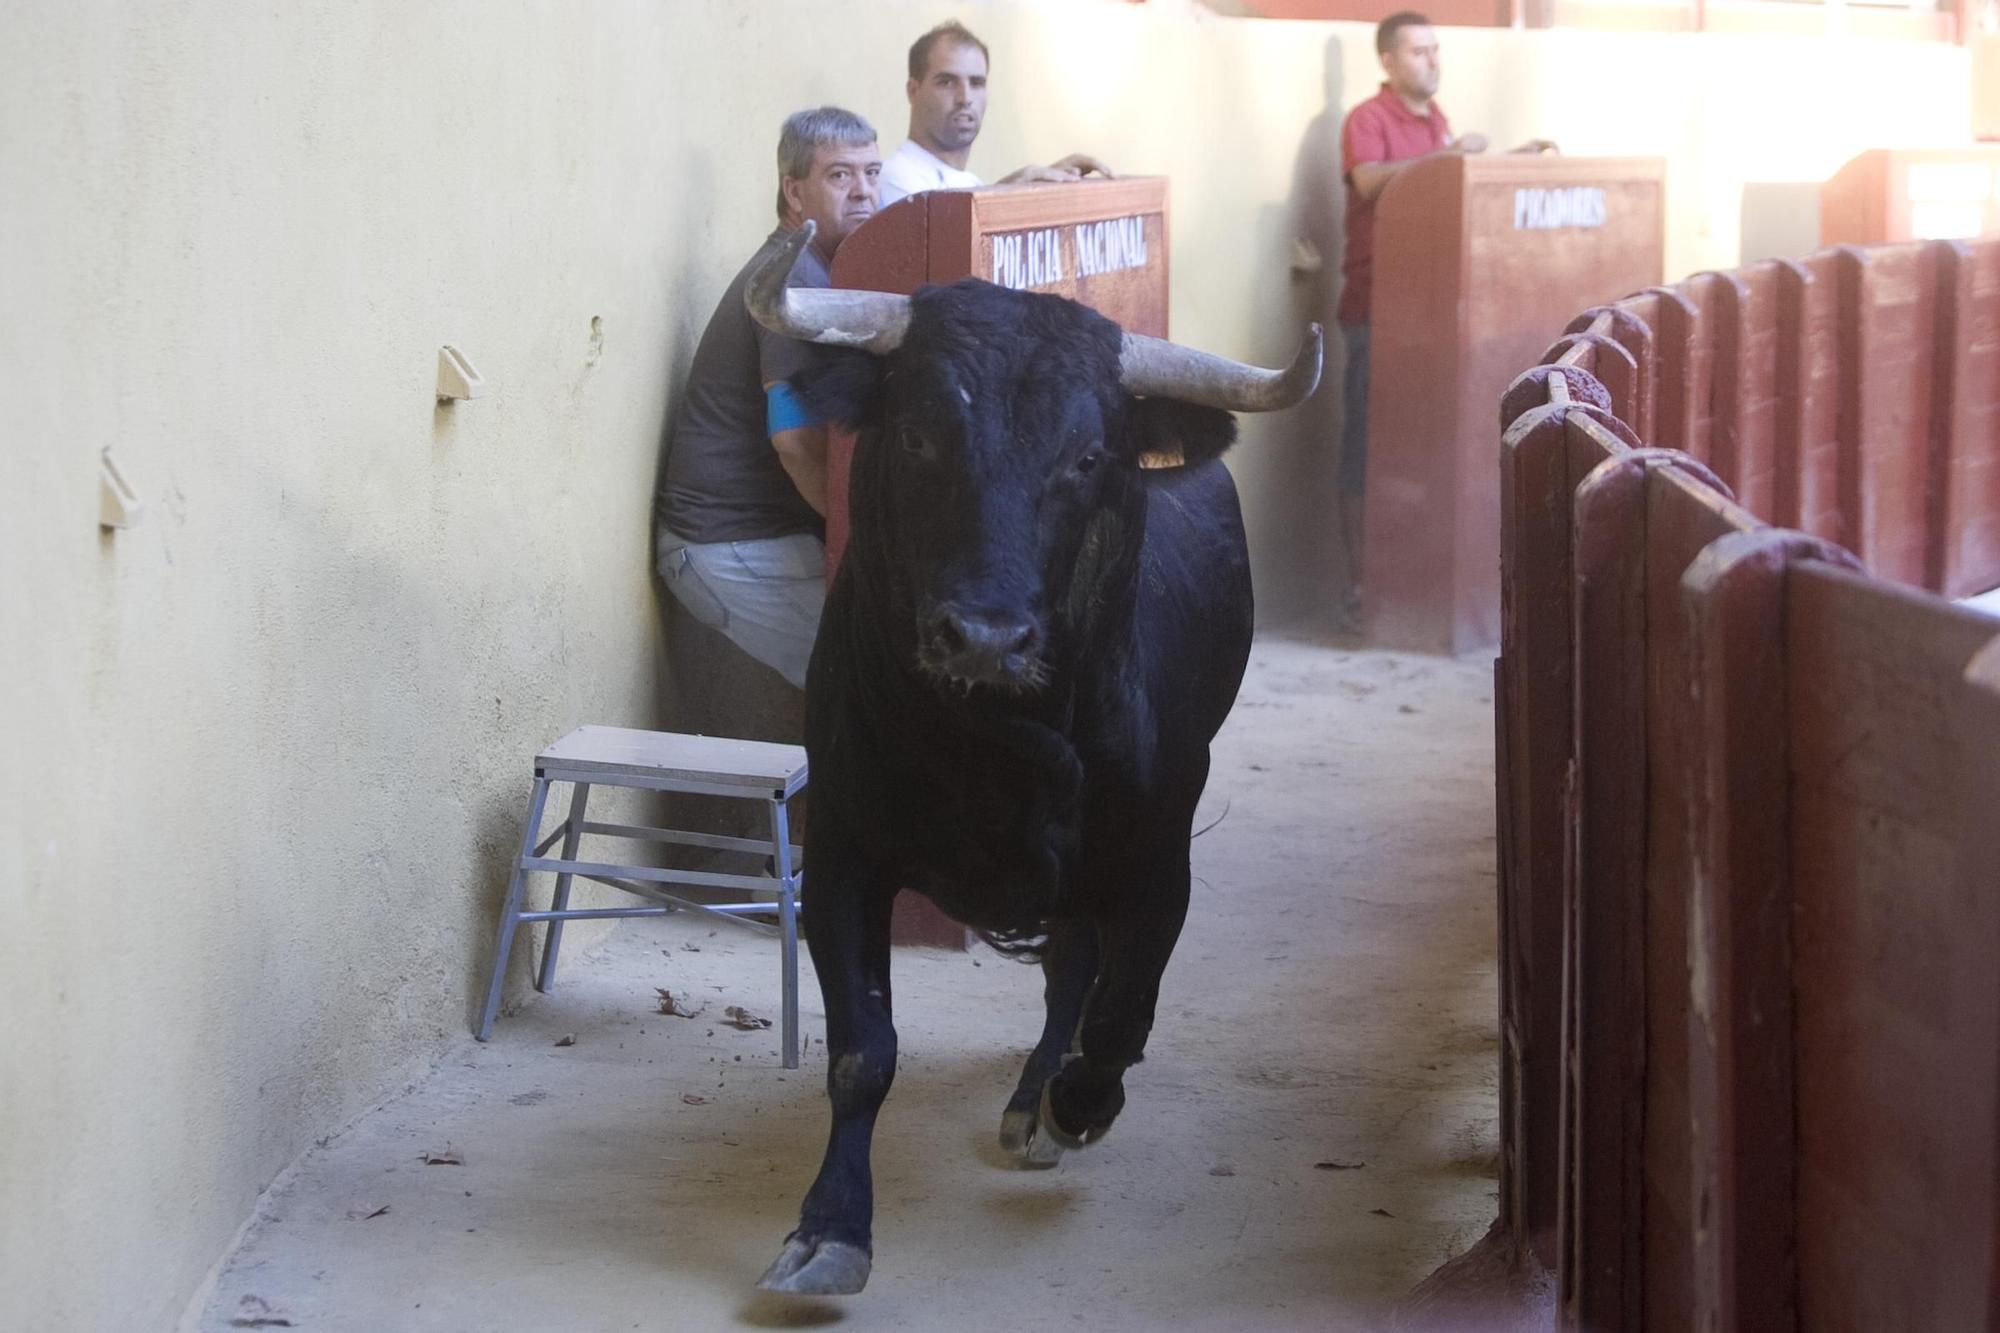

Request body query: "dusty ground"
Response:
[196, 637, 1500, 1332]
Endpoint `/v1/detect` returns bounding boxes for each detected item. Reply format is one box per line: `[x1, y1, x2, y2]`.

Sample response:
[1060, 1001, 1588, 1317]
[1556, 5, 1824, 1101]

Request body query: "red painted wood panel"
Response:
[1784, 565, 2000, 1330]
[1562, 442, 1730, 1333]
[1938, 240, 2000, 597]
[1237, 0, 1509, 22]
[1443, 222, 2000, 1329]
[1635, 467, 1756, 1333]
[1368, 156, 1665, 653]
[1495, 399, 1582, 1269]
[1676, 272, 1734, 472]
[1645, 286, 1701, 458]
[1775, 253, 1843, 539]
[1716, 263, 1785, 520]
[1846, 244, 1940, 588]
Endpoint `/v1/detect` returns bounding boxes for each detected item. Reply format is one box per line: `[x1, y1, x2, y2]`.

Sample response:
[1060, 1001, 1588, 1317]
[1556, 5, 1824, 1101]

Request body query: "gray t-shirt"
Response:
[657, 228, 829, 545]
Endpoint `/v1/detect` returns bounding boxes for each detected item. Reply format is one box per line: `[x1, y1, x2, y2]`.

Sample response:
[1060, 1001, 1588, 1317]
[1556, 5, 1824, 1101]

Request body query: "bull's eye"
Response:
[1074, 449, 1107, 476]
[897, 425, 936, 462]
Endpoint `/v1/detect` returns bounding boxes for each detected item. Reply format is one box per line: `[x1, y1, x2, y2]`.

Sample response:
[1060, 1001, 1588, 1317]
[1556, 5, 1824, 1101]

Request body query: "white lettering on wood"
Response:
[1074, 217, 1148, 277]
[988, 216, 1150, 289]
[1512, 186, 1608, 231]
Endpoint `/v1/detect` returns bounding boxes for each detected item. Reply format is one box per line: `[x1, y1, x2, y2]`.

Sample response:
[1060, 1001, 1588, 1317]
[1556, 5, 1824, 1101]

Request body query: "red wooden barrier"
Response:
[1410, 238, 2000, 1329]
[1939, 242, 2000, 598]
[1590, 238, 2000, 603]
[1565, 442, 1738, 1332]
[1764, 566, 2000, 1328]
[1679, 528, 1863, 1332]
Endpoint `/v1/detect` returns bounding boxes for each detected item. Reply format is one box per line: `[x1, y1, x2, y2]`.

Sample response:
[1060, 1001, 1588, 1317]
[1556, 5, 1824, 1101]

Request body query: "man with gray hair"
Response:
[655, 106, 882, 688]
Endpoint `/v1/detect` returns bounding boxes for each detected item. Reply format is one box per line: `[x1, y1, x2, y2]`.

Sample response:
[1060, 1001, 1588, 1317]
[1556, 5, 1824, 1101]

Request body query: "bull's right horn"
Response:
[1119, 324, 1324, 413]
[744, 221, 911, 355]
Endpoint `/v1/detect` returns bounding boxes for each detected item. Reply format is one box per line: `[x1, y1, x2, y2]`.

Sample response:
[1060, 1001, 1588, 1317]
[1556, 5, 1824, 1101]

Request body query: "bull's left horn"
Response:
[1119, 324, 1324, 412]
[744, 220, 911, 355]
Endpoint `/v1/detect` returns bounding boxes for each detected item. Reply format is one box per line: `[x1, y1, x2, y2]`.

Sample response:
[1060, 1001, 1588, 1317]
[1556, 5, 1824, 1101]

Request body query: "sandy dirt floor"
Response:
[197, 637, 1500, 1332]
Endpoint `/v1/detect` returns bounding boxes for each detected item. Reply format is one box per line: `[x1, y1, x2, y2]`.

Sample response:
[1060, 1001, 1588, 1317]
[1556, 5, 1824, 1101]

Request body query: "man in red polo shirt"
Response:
[1335, 11, 1552, 627]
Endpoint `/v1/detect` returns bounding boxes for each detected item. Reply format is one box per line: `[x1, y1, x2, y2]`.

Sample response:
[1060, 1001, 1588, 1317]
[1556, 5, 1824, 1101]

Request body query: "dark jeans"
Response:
[1338, 321, 1370, 497]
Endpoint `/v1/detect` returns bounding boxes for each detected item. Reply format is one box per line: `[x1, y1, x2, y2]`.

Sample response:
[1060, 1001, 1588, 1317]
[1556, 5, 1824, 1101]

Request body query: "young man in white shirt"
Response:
[877, 21, 1114, 207]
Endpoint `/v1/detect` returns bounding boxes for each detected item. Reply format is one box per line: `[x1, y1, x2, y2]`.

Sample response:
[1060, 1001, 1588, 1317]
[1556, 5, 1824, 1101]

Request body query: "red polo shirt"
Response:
[1339, 83, 1453, 325]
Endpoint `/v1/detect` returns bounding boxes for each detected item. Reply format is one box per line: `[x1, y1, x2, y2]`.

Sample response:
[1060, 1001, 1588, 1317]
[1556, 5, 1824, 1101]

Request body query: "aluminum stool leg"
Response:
[476, 774, 552, 1042]
[770, 797, 800, 1070]
[535, 782, 591, 993]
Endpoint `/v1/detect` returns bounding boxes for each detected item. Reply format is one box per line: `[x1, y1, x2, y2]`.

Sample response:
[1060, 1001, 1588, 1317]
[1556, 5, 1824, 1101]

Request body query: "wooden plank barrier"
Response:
[1747, 565, 2000, 1329]
[1410, 237, 2000, 1330]
[1846, 244, 1941, 590]
[1774, 251, 1843, 541]
[1567, 439, 1745, 1333]
[1609, 239, 2000, 600]
[1939, 242, 2000, 599]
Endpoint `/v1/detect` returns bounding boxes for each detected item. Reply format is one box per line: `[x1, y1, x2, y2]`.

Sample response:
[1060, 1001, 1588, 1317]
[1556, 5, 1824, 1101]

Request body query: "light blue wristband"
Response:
[766, 381, 822, 434]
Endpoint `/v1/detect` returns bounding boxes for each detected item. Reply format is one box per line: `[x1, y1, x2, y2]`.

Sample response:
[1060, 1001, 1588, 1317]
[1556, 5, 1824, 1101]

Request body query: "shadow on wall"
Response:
[1739, 181, 1824, 265]
[1238, 32, 1351, 630]
[130, 433, 594, 1081]
[476, 157, 812, 1029]
[646, 184, 806, 846]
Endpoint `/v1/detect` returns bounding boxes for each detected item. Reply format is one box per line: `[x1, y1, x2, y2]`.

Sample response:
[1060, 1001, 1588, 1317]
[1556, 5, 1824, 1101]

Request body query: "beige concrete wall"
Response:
[0, 3, 1971, 1329]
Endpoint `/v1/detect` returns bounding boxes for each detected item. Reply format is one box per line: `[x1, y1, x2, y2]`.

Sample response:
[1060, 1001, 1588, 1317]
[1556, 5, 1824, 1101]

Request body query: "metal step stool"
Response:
[476, 725, 807, 1067]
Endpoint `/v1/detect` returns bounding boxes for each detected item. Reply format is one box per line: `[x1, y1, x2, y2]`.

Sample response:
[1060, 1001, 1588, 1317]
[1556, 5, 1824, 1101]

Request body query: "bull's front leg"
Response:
[999, 917, 1099, 1167]
[1038, 852, 1190, 1151]
[757, 844, 896, 1296]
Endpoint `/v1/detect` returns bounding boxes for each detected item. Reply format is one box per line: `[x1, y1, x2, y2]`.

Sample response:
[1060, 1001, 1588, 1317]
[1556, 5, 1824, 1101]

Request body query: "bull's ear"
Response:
[791, 348, 883, 430]
[1124, 397, 1238, 470]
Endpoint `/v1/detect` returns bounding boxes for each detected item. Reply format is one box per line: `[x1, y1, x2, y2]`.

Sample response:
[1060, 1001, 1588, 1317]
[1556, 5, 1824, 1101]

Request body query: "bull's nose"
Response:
[925, 606, 1041, 684]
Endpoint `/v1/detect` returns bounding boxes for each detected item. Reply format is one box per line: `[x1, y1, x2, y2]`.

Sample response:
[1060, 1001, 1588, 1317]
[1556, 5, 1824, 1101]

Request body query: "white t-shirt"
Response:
[877, 138, 983, 207]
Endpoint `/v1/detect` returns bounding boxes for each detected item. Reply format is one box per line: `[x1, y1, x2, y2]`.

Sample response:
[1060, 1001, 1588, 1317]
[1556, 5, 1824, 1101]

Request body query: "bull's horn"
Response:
[744, 220, 911, 354]
[1119, 324, 1324, 412]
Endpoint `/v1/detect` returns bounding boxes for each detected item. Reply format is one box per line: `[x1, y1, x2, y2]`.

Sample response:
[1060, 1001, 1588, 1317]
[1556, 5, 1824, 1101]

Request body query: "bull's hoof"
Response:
[998, 1106, 1065, 1168]
[1038, 1077, 1114, 1152]
[755, 1235, 872, 1295]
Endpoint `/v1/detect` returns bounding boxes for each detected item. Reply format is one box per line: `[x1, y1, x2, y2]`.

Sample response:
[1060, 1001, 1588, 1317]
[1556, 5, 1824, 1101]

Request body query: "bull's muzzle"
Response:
[921, 604, 1046, 691]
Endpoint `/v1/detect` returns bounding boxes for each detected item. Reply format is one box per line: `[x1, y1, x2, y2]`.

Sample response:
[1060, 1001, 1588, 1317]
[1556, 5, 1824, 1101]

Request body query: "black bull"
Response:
[747, 224, 1322, 1295]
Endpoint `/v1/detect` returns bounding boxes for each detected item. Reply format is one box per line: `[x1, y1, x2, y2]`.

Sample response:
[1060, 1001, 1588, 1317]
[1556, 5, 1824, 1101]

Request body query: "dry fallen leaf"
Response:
[681, 1093, 711, 1105]
[722, 1005, 772, 1030]
[345, 1203, 391, 1220]
[553, 1034, 576, 1047]
[421, 1145, 464, 1166]
[1314, 1160, 1365, 1171]
[230, 1295, 296, 1328]
[657, 988, 705, 1019]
